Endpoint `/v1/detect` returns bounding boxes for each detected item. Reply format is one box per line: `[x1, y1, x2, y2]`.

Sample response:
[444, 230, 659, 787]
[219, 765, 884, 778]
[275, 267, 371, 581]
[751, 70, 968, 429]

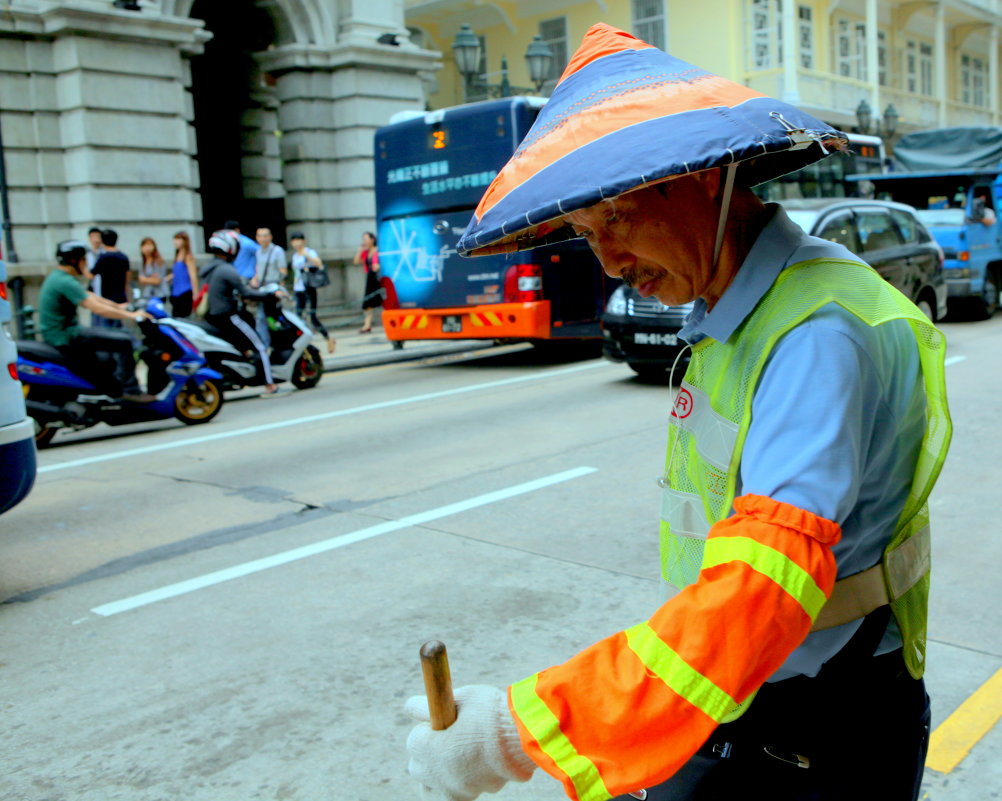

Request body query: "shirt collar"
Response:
[679, 204, 808, 345]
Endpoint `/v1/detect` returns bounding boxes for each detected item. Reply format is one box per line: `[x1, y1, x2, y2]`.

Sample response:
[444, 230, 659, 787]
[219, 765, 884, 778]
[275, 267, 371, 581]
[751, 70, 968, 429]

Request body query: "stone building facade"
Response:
[0, 0, 440, 308]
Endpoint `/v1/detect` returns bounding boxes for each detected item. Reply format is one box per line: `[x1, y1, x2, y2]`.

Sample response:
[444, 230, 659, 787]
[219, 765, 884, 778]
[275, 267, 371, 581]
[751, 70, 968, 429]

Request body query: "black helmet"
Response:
[55, 239, 88, 266]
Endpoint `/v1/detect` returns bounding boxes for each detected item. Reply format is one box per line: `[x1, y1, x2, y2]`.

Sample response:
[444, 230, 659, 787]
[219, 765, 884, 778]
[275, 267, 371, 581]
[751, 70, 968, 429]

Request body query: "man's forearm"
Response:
[84, 295, 138, 321]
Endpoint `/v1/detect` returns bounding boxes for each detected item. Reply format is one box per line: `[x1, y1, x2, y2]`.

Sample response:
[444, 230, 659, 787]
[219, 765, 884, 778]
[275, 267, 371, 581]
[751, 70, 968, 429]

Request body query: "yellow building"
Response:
[405, 0, 1002, 138]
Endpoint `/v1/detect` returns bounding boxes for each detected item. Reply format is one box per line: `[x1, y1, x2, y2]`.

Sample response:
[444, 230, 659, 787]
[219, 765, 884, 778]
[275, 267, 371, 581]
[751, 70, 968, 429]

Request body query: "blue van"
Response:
[0, 254, 36, 513]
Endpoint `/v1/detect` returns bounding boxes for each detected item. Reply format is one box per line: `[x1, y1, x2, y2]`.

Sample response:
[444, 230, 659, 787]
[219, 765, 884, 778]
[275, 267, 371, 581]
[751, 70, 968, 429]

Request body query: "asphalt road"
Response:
[2, 320, 1000, 801]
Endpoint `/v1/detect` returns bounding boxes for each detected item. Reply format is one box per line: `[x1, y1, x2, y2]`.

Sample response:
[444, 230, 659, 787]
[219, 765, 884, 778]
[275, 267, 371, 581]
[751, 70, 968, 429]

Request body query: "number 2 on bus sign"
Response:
[431, 130, 447, 150]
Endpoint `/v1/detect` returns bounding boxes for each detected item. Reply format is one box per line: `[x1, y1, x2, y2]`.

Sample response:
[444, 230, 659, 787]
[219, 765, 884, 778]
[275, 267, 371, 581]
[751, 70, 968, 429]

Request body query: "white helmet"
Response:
[208, 229, 240, 258]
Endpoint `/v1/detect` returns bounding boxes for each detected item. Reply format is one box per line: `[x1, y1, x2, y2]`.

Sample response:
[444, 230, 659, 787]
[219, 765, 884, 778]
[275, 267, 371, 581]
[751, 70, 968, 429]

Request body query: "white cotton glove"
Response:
[405, 685, 536, 801]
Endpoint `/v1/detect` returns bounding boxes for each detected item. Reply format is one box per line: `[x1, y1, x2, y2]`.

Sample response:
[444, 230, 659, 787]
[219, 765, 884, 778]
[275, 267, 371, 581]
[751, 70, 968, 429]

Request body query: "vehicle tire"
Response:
[915, 297, 935, 321]
[977, 270, 1000, 319]
[291, 344, 323, 389]
[34, 421, 57, 448]
[174, 378, 224, 425]
[23, 386, 59, 448]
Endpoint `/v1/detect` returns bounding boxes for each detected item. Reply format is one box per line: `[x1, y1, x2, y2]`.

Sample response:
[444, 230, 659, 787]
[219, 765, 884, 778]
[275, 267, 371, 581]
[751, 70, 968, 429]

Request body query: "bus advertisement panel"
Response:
[375, 97, 612, 343]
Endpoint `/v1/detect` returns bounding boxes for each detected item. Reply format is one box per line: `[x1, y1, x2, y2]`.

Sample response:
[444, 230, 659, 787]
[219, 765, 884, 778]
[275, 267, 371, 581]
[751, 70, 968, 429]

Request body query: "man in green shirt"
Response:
[38, 240, 153, 402]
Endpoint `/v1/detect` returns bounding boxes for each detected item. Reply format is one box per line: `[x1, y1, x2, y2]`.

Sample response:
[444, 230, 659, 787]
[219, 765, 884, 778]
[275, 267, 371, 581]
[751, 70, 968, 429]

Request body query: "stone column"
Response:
[866, 0, 880, 110]
[259, 39, 439, 266]
[781, 0, 799, 105]
[936, 2, 948, 127]
[0, 3, 206, 266]
[991, 24, 999, 125]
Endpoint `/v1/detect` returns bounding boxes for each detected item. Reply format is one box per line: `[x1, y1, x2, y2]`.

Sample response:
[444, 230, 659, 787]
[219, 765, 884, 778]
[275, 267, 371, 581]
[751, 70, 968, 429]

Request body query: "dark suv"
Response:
[601, 199, 946, 380]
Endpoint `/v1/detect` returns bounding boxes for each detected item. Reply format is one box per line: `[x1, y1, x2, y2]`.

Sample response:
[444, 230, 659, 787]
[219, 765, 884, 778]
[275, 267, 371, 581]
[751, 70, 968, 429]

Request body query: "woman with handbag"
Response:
[353, 231, 382, 334]
[289, 232, 335, 354]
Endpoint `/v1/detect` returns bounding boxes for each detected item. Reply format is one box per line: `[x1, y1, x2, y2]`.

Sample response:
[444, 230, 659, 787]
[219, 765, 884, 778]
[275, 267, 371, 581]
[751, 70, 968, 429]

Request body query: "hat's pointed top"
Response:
[457, 24, 846, 257]
[559, 23, 656, 81]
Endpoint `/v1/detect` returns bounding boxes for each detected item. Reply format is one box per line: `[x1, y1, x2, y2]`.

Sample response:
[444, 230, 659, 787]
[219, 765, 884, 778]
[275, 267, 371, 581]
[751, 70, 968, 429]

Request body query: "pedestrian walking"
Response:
[289, 232, 335, 354]
[353, 231, 381, 333]
[169, 231, 199, 318]
[89, 229, 131, 329]
[223, 219, 260, 281]
[137, 237, 169, 302]
[251, 227, 287, 347]
[404, 24, 952, 801]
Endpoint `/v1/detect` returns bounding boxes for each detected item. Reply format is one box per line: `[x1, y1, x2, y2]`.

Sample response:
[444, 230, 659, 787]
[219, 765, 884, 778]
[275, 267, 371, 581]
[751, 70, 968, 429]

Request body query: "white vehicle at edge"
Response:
[0, 254, 37, 513]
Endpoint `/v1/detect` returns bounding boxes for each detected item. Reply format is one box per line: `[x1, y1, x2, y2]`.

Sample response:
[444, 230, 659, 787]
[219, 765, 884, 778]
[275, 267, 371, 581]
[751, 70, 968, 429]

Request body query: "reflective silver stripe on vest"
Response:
[661, 487, 712, 539]
[669, 383, 740, 473]
[887, 524, 931, 600]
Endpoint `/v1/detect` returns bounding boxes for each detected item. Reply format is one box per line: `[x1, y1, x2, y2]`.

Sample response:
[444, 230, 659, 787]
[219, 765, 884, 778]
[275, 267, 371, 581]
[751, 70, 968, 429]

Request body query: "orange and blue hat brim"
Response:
[457, 24, 846, 257]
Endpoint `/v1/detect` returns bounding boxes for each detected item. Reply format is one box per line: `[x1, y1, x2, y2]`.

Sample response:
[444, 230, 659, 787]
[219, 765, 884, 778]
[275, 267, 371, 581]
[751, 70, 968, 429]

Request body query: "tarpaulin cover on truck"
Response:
[893, 126, 1002, 172]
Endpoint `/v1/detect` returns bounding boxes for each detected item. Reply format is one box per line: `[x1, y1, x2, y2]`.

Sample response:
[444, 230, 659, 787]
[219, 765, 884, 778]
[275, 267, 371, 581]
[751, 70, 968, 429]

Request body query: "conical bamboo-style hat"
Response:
[456, 23, 846, 257]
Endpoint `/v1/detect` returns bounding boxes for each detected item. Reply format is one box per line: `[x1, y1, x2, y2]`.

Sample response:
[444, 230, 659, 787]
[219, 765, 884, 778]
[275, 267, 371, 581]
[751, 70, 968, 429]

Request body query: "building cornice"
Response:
[0, 2, 208, 52]
[257, 41, 442, 75]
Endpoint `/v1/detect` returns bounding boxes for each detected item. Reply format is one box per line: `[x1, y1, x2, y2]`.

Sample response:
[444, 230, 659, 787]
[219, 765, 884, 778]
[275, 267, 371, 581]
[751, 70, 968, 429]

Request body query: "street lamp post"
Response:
[855, 99, 899, 142]
[451, 24, 553, 102]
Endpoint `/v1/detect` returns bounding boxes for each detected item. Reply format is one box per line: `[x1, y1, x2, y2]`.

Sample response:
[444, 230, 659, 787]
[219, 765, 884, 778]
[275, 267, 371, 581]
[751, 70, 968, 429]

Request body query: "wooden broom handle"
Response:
[420, 640, 458, 730]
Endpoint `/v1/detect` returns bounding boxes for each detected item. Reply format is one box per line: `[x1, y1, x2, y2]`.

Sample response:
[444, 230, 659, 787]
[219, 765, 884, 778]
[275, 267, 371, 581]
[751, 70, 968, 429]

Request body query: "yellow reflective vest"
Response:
[660, 257, 952, 679]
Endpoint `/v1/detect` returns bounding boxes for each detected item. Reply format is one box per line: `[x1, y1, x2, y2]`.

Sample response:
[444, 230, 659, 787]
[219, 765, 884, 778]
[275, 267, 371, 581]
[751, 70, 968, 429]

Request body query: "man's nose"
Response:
[593, 242, 634, 278]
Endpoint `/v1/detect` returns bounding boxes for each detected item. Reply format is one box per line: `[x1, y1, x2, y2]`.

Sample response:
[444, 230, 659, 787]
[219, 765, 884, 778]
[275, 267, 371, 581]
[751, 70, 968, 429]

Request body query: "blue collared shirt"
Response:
[680, 205, 925, 681]
[233, 233, 261, 281]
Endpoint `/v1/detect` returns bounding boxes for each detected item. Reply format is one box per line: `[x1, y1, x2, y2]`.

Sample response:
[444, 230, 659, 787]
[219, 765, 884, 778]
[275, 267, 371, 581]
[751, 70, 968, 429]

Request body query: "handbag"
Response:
[304, 263, 330, 289]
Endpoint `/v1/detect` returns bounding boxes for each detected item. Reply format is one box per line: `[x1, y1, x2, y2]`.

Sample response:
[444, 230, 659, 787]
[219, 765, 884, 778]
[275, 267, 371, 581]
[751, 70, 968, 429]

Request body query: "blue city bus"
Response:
[375, 97, 613, 344]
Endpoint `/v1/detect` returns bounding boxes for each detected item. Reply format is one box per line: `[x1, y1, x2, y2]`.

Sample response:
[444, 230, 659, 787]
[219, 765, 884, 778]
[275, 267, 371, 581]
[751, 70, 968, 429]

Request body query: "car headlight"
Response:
[606, 286, 628, 315]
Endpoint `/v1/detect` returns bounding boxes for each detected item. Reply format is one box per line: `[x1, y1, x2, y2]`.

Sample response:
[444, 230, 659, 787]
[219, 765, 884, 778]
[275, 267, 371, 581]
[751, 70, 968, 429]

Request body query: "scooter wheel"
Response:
[34, 422, 58, 448]
[291, 344, 323, 389]
[174, 378, 224, 425]
[23, 385, 59, 447]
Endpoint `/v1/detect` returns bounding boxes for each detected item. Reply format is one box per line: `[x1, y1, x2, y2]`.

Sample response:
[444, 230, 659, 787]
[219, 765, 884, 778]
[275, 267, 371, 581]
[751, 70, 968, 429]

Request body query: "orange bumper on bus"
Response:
[383, 301, 552, 341]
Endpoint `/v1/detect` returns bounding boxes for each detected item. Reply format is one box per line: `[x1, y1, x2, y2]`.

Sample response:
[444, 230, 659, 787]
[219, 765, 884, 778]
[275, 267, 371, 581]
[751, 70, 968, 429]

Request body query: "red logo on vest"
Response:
[671, 388, 693, 419]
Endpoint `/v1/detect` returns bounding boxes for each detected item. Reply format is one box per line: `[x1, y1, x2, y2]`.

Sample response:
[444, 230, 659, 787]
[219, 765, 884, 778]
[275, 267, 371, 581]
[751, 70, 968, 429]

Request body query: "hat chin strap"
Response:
[712, 163, 738, 269]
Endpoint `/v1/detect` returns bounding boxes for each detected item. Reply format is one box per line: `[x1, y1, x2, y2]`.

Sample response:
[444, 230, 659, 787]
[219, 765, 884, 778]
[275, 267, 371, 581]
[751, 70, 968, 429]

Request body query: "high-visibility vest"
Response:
[508, 258, 951, 801]
[660, 257, 951, 680]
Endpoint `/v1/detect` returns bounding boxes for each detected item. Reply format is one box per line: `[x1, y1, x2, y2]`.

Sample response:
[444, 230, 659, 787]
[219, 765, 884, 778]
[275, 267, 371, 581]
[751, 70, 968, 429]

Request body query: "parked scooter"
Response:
[17, 314, 225, 448]
[148, 289, 323, 391]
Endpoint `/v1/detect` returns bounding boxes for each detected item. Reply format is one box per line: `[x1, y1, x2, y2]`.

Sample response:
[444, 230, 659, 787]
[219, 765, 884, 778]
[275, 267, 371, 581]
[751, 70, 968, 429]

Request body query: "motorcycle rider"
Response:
[200, 229, 289, 398]
[37, 240, 154, 403]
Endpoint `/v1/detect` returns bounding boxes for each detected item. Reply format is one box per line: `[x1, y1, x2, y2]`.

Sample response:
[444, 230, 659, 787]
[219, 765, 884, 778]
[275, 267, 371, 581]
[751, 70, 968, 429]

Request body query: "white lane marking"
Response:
[39, 361, 609, 474]
[90, 466, 598, 617]
[945, 355, 967, 367]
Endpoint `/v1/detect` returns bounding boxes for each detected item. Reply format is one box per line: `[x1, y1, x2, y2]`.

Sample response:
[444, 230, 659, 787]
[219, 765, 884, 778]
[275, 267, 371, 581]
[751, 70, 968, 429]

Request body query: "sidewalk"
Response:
[317, 323, 497, 372]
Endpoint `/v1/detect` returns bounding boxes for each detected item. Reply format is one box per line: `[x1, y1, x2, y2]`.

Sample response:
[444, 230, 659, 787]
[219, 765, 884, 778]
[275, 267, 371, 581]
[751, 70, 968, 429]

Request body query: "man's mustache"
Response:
[621, 266, 663, 288]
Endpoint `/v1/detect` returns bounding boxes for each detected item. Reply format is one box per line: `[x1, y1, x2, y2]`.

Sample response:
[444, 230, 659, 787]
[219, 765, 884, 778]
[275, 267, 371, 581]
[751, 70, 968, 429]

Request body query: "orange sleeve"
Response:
[509, 494, 841, 800]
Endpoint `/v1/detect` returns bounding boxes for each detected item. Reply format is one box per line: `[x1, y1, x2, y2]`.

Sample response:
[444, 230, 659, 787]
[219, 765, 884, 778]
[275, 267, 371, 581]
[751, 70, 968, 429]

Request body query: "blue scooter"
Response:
[17, 310, 224, 448]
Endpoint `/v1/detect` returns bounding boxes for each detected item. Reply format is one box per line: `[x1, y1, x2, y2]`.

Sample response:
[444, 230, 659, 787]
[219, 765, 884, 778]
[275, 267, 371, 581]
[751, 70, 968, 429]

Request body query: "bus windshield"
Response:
[374, 98, 546, 310]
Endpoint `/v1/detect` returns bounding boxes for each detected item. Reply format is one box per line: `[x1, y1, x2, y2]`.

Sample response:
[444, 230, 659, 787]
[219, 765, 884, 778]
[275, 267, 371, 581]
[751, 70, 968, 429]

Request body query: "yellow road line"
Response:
[927, 663, 1002, 773]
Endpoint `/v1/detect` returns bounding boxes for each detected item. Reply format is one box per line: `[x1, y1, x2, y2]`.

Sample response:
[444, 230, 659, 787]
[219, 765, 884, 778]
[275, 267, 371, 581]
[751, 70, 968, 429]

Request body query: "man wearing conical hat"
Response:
[405, 24, 950, 801]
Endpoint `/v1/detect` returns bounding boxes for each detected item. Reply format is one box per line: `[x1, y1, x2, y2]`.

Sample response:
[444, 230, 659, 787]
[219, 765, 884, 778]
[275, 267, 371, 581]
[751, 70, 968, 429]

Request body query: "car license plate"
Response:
[442, 315, 463, 333]
[634, 332, 678, 346]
